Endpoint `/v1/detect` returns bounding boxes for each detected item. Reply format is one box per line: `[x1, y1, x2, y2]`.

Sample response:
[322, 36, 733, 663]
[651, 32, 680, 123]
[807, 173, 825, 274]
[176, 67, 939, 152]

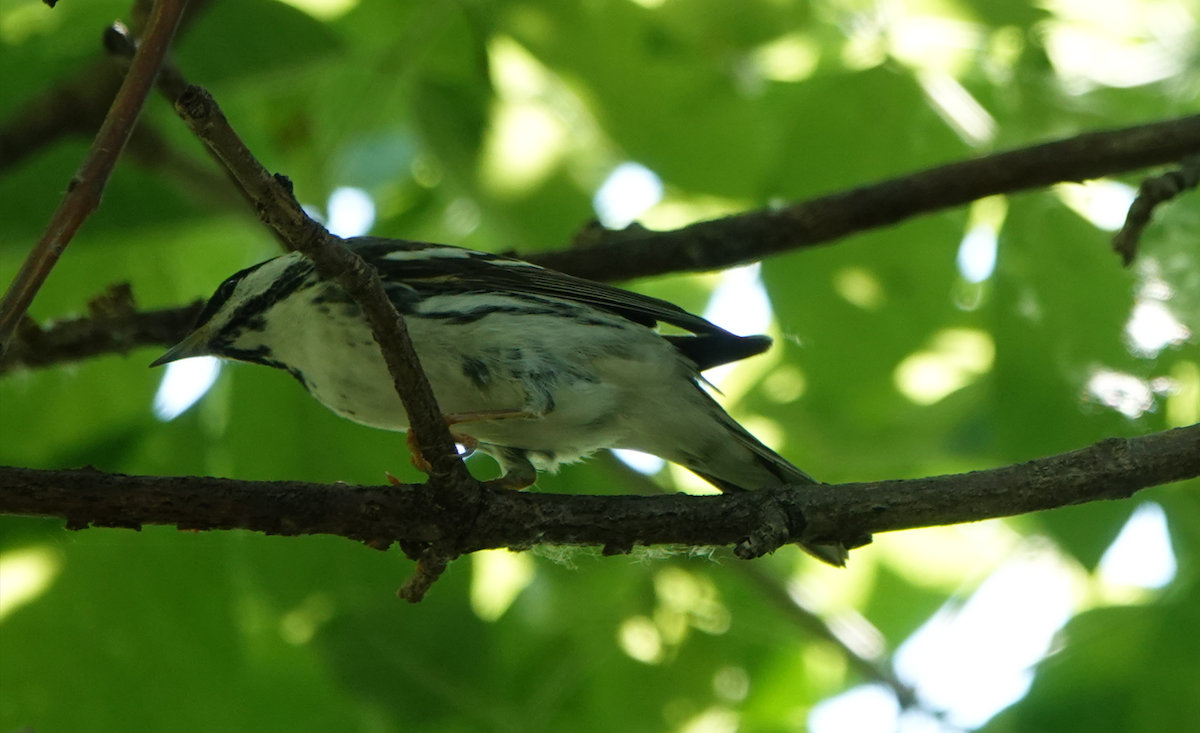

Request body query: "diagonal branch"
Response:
[0, 0, 214, 176]
[166, 84, 471, 494]
[537, 115, 1200, 281]
[0, 0, 188, 352]
[3, 424, 1197, 555]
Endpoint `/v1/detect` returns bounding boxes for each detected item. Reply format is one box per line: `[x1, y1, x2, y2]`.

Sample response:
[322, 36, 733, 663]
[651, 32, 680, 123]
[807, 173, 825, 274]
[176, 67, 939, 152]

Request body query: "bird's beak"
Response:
[150, 326, 211, 368]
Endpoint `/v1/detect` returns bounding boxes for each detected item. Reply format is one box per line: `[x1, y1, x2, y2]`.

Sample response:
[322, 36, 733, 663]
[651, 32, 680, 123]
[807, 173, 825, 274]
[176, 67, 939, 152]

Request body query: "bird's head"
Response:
[151, 253, 314, 368]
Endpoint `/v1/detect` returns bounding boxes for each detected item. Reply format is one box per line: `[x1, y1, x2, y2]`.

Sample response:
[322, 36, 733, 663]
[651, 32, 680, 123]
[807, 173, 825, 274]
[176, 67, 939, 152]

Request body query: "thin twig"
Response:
[1112, 155, 1200, 265]
[0, 0, 188, 353]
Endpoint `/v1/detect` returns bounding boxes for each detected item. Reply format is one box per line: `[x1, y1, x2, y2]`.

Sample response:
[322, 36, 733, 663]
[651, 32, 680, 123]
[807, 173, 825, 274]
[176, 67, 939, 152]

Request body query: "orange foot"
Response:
[406, 409, 536, 474]
[406, 429, 478, 473]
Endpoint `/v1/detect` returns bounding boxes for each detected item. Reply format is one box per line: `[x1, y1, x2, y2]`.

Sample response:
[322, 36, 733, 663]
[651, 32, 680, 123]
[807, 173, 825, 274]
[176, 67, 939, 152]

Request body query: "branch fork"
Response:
[166, 83, 478, 599]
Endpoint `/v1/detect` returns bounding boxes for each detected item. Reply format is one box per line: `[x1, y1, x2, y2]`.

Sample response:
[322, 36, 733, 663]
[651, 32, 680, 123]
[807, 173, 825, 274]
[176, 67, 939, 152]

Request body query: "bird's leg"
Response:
[443, 410, 542, 489]
[407, 409, 542, 482]
[406, 431, 436, 474]
[406, 426, 478, 474]
[406, 434, 536, 489]
[485, 446, 538, 490]
[406, 409, 537, 473]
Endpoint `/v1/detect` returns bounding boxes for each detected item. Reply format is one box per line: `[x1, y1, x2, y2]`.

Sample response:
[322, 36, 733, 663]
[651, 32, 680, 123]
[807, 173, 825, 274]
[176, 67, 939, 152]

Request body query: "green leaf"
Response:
[174, 0, 342, 84]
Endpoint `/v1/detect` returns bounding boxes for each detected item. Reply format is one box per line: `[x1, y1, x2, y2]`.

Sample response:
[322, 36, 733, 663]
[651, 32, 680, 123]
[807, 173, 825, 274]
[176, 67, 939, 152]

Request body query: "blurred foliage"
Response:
[2, 0, 1200, 731]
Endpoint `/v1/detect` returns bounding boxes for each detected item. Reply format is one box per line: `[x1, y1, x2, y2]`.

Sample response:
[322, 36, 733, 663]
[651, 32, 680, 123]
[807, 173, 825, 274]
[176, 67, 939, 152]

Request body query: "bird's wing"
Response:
[353, 238, 724, 335]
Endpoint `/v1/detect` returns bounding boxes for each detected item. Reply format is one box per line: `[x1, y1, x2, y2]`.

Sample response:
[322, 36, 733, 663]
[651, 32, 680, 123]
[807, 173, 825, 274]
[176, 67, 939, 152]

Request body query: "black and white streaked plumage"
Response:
[153, 237, 847, 565]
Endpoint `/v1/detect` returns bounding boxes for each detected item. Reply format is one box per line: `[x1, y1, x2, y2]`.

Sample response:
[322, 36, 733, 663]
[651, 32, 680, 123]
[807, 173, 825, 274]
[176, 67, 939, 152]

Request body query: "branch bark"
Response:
[537, 115, 1200, 281]
[0, 0, 214, 175]
[4, 424, 1196, 555]
[0, 0, 188, 351]
[0, 290, 202, 375]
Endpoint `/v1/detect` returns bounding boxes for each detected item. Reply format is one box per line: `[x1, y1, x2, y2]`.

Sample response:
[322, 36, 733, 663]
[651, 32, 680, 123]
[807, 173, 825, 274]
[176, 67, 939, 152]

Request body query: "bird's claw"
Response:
[405, 415, 484, 475]
[406, 431, 435, 474]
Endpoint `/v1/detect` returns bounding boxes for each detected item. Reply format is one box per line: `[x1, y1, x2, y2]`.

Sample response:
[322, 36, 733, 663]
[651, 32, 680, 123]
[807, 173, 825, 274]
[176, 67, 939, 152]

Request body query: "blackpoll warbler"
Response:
[154, 238, 847, 565]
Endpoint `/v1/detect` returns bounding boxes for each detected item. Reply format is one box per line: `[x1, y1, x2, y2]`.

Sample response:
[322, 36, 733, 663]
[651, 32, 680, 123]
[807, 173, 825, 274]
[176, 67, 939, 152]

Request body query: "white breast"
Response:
[258, 286, 693, 464]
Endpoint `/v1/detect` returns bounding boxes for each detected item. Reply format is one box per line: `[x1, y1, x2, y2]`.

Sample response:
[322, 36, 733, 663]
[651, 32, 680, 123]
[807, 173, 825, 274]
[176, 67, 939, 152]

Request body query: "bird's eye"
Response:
[193, 273, 249, 328]
[193, 260, 274, 328]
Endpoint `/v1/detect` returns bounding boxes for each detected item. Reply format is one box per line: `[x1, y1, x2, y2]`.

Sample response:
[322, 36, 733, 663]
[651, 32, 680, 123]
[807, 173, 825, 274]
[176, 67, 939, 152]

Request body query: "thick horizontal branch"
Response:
[4, 424, 1196, 554]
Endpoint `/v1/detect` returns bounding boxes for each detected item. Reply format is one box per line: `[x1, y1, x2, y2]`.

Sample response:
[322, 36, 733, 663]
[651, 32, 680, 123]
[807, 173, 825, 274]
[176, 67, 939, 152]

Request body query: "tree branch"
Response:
[4, 425, 1196, 555]
[0, 0, 188, 352]
[1112, 154, 1200, 266]
[537, 114, 1200, 281]
[0, 285, 201, 375]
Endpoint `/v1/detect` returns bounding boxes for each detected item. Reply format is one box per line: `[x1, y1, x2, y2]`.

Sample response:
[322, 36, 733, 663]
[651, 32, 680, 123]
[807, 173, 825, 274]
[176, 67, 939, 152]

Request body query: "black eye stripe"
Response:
[220, 259, 316, 336]
[192, 260, 271, 329]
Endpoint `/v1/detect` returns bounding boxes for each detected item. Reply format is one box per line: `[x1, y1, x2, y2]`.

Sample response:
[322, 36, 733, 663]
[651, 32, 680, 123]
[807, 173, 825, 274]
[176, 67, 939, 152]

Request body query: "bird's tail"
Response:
[690, 411, 849, 567]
